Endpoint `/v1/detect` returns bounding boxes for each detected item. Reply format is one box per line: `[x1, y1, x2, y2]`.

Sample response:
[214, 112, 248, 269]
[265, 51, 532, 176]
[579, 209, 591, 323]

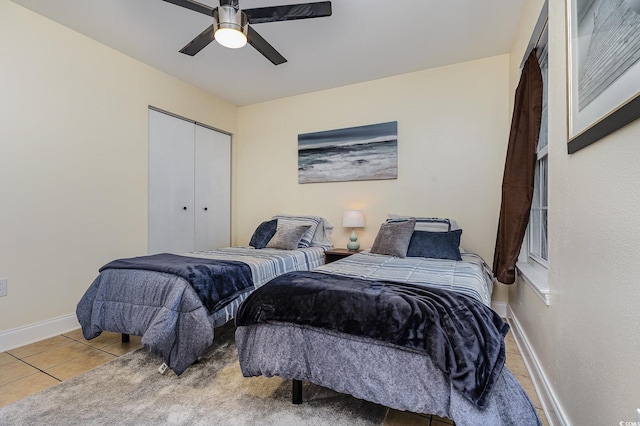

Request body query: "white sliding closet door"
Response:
[148, 108, 230, 254]
[194, 125, 231, 251]
[148, 109, 195, 254]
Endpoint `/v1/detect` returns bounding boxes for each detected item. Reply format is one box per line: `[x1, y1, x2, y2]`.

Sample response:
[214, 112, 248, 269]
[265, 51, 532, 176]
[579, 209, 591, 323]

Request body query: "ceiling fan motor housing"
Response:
[214, 5, 248, 40]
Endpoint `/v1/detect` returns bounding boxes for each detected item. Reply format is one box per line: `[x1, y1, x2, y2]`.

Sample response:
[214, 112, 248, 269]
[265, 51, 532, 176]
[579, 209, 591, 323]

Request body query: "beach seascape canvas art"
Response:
[298, 121, 398, 184]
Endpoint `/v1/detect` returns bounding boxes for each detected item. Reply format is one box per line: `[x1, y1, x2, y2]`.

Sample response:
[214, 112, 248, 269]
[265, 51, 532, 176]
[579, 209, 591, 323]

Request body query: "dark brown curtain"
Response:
[493, 50, 543, 284]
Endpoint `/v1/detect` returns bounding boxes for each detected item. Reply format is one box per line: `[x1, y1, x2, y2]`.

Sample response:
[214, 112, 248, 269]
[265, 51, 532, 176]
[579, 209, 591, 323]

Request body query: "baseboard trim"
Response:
[506, 305, 569, 426]
[491, 301, 507, 318]
[0, 314, 80, 352]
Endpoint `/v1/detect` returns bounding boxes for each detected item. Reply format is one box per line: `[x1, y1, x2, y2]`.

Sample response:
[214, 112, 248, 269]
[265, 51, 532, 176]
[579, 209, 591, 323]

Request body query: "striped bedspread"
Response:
[77, 245, 327, 375]
[186, 246, 327, 288]
[315, 251, 494, 306]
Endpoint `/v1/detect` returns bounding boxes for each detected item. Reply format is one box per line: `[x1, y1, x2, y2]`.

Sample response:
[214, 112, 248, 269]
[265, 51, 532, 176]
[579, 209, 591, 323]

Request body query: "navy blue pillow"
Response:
[249, 219, 278, 249]
[406, 229, 462, 260]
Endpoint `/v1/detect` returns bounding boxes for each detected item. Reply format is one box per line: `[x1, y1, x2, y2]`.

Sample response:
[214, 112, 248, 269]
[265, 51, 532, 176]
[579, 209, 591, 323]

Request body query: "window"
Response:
[517, 15, 550, 304]
[529, 27, 548, 266]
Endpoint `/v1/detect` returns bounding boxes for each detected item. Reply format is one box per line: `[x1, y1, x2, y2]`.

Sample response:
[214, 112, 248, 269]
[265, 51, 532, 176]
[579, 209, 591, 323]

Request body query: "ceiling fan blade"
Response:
[179, 24, 216, 56]
[247, 26, 287, 65]
[161, 0, 214, 16]
[244, 1, 332, 24]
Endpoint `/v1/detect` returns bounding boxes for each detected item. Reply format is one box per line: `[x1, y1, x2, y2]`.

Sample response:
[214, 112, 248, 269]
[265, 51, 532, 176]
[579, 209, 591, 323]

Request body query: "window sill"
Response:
[516, 261, 550, 306]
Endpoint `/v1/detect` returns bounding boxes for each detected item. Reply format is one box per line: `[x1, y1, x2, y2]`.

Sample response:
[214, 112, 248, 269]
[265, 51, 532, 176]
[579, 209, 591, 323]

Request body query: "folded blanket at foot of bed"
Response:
[76, 253, 254, 375]
[100, 253, 253, 313]
[236, 270, 509, 408]
[77, 269, 215, 375]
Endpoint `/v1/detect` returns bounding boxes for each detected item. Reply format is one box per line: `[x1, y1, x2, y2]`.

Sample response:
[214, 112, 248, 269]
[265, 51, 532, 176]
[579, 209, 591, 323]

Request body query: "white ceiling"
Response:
[11, 0, 524, 106]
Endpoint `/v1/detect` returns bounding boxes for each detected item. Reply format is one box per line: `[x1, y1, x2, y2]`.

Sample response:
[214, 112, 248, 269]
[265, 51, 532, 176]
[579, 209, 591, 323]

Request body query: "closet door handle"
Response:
[204, 207, 208, 211]
[183, 206, 187, 210]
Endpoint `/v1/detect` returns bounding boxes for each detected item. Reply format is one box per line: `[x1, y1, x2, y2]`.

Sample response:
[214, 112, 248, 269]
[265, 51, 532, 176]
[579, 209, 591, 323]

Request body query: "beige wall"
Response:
[509, 0, 640, 423]
[7, 0, 640, 420]
[235, 55, 511, 303]
[0, 1, 237, 334]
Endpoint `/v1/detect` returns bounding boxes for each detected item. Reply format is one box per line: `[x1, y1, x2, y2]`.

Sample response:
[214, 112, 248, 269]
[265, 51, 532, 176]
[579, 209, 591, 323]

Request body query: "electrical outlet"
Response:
[0, 278, 7, 297]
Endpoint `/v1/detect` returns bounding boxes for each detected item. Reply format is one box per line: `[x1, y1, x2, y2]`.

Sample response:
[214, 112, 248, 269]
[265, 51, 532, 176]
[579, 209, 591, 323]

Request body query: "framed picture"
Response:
[567, 0, 640, 153]
[298, 121, 398, 184]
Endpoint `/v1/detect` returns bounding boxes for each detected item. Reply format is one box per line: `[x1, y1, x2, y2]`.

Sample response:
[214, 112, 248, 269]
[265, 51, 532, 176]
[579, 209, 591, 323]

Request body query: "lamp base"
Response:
[347, 229, 360, 251]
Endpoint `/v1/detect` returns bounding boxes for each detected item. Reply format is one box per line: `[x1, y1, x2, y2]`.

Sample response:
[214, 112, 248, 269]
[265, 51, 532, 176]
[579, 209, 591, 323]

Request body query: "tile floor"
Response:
[0, 330, 142, 408]
[0, 328, 548, 425]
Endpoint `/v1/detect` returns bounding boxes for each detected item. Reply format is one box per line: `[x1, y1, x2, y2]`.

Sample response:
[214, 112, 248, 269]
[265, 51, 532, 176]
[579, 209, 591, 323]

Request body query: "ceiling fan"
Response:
[161, 0, 332, 65]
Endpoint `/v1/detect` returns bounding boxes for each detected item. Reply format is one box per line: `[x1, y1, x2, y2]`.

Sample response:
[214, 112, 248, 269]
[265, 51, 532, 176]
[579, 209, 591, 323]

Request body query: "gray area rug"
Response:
[0, 324, 388, 425]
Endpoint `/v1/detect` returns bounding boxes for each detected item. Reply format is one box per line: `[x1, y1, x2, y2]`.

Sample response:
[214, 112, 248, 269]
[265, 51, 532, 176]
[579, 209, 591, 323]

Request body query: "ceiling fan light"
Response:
[214, 6, 248, 49]
[215, 28, 247, 49]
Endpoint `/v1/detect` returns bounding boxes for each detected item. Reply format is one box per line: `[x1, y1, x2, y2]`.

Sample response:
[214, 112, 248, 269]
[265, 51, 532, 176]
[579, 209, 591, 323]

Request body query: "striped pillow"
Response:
[387, 214, 458, 232]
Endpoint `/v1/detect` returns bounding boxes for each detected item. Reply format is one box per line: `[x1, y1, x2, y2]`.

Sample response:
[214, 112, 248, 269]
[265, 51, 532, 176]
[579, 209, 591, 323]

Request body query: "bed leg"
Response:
[121, 333, 130, 343]
[292, 379, 302, 404]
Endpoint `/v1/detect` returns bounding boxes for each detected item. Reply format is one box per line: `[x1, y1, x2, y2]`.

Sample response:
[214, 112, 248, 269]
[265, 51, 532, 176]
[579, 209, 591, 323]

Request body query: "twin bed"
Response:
[234, 216, 541, 425]
[76, 214, 540, 425]
[76, 214, 331, 375]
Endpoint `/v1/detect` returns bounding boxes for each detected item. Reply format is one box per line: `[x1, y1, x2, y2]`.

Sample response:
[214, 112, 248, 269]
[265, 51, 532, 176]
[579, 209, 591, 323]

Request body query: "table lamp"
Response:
[342, 210, 365, 251]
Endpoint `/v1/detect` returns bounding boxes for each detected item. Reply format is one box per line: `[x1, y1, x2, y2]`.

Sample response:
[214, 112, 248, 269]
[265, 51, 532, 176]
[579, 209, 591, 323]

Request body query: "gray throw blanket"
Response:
[101, 253, 253, 313]
[236, 270, 509, 408]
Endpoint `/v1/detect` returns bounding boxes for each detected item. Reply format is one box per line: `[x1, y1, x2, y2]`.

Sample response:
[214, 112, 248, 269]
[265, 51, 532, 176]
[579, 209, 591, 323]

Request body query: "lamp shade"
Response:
[342, 210, 365, 228]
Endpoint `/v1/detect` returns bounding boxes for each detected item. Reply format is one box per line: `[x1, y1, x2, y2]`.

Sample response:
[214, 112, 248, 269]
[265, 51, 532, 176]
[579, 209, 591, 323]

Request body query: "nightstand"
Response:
[324, 248, 361, 264]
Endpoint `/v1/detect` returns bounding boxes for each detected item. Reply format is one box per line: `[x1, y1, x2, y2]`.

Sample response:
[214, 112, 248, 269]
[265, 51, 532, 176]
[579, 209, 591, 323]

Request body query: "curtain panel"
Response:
[493, 50, 543, 284]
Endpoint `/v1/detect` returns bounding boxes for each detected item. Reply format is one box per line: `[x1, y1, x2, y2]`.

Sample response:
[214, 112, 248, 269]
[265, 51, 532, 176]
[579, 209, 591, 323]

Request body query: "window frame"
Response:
[516, 5, 550, 305]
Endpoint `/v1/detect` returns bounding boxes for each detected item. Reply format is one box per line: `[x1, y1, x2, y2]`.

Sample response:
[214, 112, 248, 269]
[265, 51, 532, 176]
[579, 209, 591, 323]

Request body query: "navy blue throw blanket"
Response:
[100, 253, 253, 314]
[236, 270, 509, 409]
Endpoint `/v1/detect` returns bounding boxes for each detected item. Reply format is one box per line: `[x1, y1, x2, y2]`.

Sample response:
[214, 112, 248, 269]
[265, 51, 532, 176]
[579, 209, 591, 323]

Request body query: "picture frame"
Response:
[297, 121, 398, 184]
[566, 0, 640, 153]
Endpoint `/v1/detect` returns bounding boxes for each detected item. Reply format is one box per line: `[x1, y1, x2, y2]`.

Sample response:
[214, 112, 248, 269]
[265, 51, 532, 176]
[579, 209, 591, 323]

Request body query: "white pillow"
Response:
[311, 217, 334, 248]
